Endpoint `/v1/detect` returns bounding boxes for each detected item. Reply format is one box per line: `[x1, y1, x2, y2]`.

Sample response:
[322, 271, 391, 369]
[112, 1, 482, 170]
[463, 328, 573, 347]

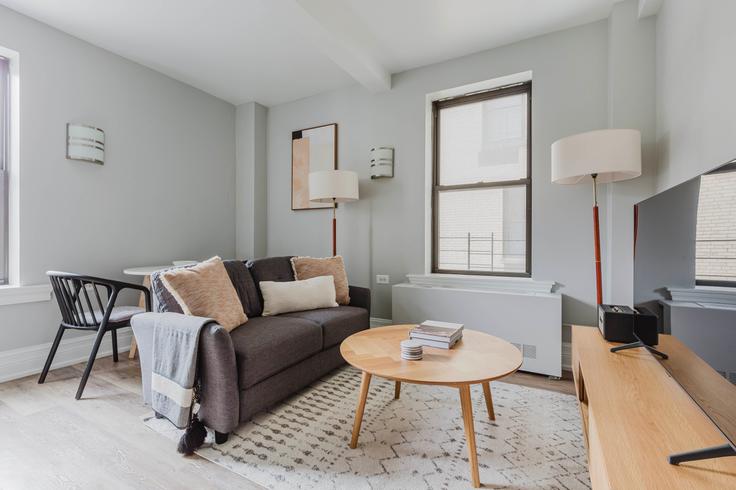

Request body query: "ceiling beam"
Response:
[293, 0, 391, 92]
[638, 0, 663, 19]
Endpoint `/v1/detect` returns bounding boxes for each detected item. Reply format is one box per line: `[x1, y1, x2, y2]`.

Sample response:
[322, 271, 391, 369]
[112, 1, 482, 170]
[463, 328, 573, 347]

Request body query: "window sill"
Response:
[668, 286, 736, 306]
[0, 284, 53, 306]
[405, 273, 556, 295]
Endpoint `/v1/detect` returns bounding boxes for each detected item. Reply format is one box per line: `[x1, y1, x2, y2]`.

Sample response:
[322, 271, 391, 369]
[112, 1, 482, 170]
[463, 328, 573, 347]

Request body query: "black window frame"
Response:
[431, 81, 532, 277]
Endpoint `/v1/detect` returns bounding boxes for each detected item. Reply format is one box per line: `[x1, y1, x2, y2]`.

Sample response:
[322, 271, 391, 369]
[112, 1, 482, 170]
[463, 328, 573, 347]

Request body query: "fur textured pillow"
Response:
[160, 256, 247, 331]
[291, 256, 350, 305]
[260, 276, 338, 316]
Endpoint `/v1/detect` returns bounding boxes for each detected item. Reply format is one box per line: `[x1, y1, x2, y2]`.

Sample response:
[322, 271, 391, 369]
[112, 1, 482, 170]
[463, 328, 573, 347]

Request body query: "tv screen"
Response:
[633, 158, 736, 456]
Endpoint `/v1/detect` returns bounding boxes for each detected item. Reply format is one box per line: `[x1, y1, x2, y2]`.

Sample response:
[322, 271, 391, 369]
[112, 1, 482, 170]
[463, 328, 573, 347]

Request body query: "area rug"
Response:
[144, 366, 591, 489]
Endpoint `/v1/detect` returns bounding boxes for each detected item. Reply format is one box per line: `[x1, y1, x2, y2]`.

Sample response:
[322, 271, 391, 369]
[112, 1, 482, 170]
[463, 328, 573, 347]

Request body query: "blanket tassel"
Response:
[177, 413, 206, 455]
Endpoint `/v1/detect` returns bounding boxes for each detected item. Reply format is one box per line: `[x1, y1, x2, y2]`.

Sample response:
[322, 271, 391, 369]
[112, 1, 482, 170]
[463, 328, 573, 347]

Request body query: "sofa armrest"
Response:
[348, 285, 371, 316]
[131, 312, 239, 434]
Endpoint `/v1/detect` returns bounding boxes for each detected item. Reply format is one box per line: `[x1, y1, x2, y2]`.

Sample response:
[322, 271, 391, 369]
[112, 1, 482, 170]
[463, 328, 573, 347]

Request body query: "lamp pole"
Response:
[592, 173, 602, 305]
[332, 198, 337, 257]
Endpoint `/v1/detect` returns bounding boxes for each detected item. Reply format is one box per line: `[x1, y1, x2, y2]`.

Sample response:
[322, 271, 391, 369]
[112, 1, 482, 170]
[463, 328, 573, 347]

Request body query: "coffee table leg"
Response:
[394, 381, 401, 400]
[482, 381, 495, 420]
[350, 371, 372, 449]
[459, 384, 480, 488]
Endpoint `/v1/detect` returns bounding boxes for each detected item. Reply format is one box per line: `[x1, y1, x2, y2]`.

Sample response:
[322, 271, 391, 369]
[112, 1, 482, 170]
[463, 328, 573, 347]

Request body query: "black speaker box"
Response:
[598, 304, 658, 346]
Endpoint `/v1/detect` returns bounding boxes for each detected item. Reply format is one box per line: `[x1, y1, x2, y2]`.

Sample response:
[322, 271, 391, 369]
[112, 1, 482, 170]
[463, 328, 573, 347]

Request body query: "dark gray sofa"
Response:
[131, 256, 370, 440]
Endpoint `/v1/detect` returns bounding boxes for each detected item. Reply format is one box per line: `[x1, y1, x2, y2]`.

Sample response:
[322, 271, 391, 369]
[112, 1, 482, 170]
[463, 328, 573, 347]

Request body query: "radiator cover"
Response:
[391, 283, 562, 377]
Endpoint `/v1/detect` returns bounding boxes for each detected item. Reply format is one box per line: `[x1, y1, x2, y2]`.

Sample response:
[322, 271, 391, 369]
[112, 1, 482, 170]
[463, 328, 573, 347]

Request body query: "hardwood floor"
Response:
[0, 355, 573, 489]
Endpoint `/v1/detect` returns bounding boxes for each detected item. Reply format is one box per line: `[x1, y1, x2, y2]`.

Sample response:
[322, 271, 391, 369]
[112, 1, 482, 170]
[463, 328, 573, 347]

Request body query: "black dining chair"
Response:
[40, 271, 151, 399]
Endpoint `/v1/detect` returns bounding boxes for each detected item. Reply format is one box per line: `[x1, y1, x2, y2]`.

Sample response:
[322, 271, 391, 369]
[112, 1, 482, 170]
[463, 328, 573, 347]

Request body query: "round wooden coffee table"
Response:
[340, 324, 523, 488]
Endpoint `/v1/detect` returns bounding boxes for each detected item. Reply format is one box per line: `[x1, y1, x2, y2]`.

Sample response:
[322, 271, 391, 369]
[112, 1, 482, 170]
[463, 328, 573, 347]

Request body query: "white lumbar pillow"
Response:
[260, 276, 338, 316]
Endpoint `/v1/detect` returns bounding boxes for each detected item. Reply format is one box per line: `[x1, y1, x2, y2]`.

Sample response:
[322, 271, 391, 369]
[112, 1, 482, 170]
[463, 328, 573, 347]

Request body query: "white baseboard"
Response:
[370, 317, 393, 327]
[0, 327, 132, 384]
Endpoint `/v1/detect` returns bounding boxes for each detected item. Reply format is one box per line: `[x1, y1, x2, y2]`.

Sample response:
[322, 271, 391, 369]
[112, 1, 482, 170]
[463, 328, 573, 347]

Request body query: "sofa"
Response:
[131, 256, 370, 441]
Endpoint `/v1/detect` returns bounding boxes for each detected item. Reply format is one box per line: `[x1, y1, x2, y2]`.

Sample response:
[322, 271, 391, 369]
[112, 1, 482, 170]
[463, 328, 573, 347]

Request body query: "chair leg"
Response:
[75, 326, 108, 400]
[111, 328, 119, 362]
[38, 325, 65, 384]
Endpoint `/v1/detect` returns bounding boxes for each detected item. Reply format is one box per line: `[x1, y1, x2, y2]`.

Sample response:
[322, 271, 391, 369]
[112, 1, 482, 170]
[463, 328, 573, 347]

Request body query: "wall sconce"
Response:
[370, 146, 394, 179]
[67, 123, 105, 165]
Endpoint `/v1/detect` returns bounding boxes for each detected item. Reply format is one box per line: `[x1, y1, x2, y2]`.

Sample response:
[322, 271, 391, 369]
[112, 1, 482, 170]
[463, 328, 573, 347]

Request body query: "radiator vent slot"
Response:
[522, 344, 537, 359]
[728, 371, 736, 385]
[512, 343, 522, 353]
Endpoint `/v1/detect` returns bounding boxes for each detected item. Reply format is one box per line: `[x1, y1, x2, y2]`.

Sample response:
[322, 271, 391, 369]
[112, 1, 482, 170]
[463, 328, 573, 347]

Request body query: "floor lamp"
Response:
[551, 129, 642, 305]
[309, 170, 359, 256]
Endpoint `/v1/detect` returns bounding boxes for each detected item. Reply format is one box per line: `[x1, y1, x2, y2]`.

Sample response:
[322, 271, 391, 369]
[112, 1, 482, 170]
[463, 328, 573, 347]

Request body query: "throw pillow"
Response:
[160, 256, 247, 331]
[260, 276, 338, 316]
[291, 255, 350, 305]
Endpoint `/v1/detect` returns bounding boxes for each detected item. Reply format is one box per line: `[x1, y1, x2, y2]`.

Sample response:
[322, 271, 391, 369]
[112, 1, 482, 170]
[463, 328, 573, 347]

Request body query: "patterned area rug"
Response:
[144, 367, 591, 489]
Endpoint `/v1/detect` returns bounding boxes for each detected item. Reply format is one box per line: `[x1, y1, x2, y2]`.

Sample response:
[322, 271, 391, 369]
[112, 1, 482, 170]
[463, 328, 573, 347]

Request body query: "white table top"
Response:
[123, 265, 172, 276]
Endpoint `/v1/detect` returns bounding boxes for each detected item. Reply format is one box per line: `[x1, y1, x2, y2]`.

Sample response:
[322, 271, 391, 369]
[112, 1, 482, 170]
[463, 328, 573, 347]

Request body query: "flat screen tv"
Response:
[633, 158, 736, 464]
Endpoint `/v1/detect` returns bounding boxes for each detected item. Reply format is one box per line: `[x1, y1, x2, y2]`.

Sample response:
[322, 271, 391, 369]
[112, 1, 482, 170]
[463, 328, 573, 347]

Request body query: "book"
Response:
[408, 336, 460, 349]
[411, 321, 464, 338]
[410, 331, 463, 343]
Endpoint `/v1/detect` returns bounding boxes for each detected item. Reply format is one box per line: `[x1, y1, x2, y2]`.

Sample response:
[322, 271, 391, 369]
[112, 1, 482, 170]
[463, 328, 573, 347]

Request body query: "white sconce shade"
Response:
[309, 170, 359, 203]
[67, 123, 105, 165]
[370, 146, 394, 178]
[551, 129, 641, 184]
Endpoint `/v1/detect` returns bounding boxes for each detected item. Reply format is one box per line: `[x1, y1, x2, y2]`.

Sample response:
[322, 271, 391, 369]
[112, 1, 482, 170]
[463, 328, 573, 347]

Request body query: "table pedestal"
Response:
[128, 275, 151, 359]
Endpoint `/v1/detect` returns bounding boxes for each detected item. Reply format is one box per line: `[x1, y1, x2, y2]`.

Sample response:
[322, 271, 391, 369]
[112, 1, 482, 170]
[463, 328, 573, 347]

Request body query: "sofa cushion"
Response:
[246, 256, 294, 316]
[160, 256, 247, 331]
[291, 255, 350, 305]
[152, 260, 261, 317]
[281, 306, 369, 349]
[225, 260, 262, 318]
[230, 315, 323, 389]
[260, 276, 338, 316]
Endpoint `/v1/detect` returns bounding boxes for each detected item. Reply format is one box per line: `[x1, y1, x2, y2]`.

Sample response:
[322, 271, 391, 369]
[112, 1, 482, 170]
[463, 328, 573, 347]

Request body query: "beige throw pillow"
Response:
[160, 256, 247, 331]
[291, 256, 350, 305]
[260, 276, 338, 316]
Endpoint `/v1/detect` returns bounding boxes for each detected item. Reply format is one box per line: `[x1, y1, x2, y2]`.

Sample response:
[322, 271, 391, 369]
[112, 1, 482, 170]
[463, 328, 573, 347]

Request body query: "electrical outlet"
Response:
[376, 274, 390, 284]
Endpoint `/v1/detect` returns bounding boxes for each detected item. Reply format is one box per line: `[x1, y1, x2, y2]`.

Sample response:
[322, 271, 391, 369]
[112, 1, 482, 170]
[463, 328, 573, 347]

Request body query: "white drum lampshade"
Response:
[308, 170, 359, 257]
[551, 129, 641, 184]
[309, 170, 359, 203]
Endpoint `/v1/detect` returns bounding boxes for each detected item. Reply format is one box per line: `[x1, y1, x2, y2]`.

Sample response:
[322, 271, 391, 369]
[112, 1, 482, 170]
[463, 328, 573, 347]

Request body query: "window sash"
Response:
[431, 81, 532, 277]
[0, 56, 8, 285]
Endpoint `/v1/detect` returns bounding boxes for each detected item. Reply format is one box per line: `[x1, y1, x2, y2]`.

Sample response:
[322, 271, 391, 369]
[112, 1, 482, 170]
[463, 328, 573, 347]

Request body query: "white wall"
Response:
[656, 0, 736, 191]
[0, 6, 236, 351]
[266, 21, 611, 324]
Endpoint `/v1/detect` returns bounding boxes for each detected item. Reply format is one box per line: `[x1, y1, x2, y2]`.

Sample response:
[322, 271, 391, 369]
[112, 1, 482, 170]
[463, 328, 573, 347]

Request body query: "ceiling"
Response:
[0, 0, 625, 106]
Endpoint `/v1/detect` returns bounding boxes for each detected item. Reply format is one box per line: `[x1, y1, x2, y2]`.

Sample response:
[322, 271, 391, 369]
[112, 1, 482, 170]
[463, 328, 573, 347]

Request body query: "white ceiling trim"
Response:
[293, 0, 391, 92]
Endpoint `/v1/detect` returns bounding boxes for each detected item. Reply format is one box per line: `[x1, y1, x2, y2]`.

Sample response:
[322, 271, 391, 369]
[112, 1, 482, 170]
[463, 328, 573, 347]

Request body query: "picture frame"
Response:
[291, 123, 337, 210]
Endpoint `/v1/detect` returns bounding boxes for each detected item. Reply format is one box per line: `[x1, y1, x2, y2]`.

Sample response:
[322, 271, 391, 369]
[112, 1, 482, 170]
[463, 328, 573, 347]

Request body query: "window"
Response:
[432, 82, 531, 276]
[0, 55, 8, 285]
[696, 163, 736, 286]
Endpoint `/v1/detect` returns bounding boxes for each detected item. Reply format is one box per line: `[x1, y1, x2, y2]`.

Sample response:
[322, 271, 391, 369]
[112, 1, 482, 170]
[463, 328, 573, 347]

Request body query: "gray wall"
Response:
[604, 0, 656, 306]
[0, 6, 236, 351]
[266, 21, 612, 324]
[656, 0, 736, 191]
[235, 101, 268, 260]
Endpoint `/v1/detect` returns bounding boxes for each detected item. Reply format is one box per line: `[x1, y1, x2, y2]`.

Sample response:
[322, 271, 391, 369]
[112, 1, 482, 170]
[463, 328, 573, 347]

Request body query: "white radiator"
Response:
[391, 283, 562, 377]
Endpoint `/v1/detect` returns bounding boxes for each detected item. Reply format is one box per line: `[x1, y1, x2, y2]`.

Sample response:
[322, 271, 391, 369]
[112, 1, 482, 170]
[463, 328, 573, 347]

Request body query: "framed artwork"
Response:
[292, 123, 337, 210]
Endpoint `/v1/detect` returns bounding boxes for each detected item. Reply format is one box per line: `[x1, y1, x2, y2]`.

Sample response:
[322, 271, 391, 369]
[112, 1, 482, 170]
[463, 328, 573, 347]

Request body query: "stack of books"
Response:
[399, 339, 423, 360]
[409, 320, 464, 349]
